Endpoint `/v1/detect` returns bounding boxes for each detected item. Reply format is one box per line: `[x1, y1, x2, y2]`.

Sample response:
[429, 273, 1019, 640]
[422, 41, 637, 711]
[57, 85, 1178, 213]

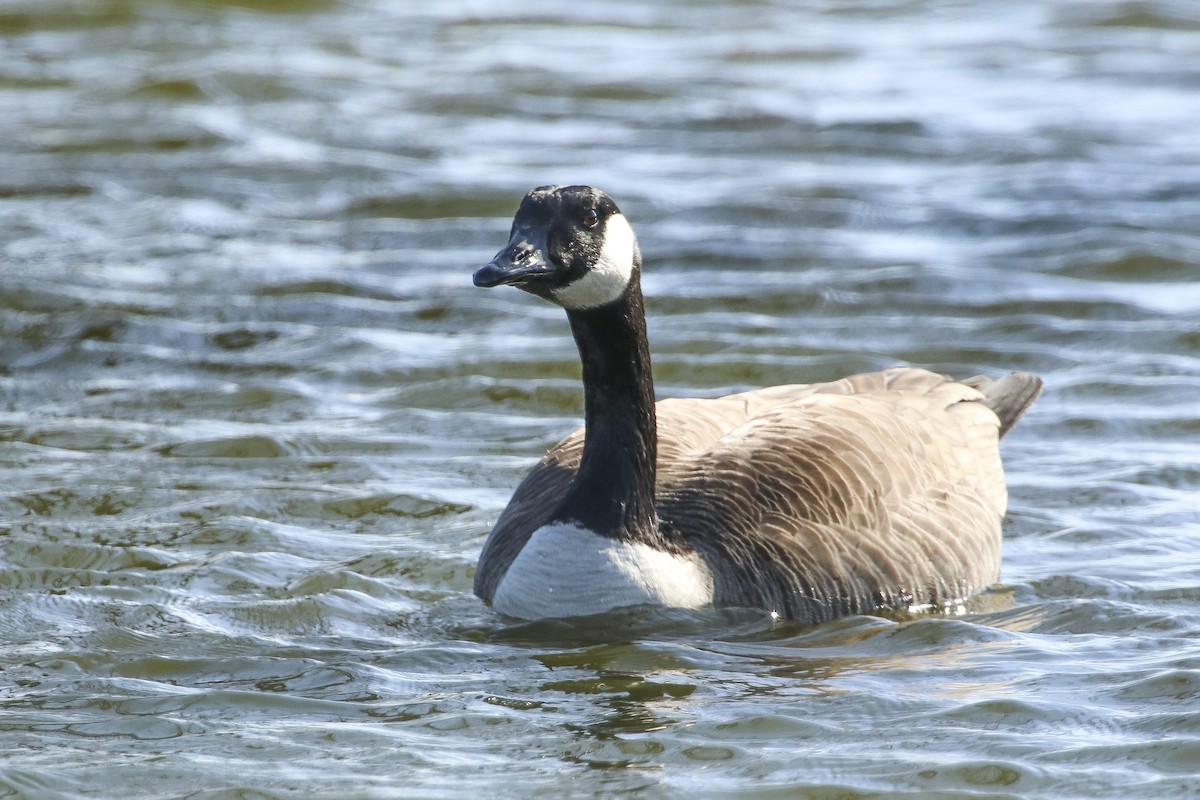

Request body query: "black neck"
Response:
[550, 278, 659, 542]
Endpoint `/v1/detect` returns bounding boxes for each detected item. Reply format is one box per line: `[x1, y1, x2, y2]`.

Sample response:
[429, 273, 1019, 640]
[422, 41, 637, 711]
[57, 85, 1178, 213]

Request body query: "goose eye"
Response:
[581, 209, 599, 228]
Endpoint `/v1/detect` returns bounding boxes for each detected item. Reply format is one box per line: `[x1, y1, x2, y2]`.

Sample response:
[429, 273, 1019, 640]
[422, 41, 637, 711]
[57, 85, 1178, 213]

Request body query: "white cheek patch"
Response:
[551, 213, 637, 310]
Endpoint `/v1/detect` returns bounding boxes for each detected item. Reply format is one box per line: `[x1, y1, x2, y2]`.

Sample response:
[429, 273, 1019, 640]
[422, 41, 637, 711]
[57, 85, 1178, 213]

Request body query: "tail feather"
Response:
[964, 371, 1044, 438]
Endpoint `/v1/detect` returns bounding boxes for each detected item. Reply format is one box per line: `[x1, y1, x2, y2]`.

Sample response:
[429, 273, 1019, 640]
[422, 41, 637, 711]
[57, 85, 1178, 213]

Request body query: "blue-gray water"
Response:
[3, 1, 1199, 797]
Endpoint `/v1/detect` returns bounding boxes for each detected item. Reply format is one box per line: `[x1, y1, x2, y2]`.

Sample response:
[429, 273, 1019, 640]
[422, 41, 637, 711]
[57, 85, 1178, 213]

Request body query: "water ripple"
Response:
[2, 0, 1199, 797]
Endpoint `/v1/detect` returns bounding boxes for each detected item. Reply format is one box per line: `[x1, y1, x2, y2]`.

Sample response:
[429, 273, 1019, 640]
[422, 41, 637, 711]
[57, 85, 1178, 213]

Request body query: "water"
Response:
[2, 0, 1199, 797]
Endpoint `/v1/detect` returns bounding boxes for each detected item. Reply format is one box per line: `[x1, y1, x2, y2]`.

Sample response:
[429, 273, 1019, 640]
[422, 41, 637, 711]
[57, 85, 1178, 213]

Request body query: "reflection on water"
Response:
[2, 0, 1200, 797]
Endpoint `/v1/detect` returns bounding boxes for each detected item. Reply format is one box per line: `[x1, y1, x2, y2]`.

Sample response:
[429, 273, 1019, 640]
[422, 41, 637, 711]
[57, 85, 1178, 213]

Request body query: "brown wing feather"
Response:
[476, 367, 1017, 620]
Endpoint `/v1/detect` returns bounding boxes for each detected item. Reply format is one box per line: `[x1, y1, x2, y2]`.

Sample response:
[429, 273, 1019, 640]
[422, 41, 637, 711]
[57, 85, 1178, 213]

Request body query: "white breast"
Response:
[491, 522, 715, 620]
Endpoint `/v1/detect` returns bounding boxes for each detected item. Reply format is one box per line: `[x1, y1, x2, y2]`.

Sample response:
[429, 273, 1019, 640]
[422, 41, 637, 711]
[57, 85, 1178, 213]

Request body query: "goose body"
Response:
[472, 185, 1042, 623]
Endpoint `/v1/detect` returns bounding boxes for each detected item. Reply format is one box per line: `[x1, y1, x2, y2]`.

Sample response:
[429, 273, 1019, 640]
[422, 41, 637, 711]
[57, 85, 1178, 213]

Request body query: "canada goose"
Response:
[472, 185, 1042, 623]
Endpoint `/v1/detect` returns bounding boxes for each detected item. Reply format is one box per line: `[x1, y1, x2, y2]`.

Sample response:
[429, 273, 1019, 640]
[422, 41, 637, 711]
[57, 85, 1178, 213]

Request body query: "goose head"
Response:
[473, 185, 641, 310]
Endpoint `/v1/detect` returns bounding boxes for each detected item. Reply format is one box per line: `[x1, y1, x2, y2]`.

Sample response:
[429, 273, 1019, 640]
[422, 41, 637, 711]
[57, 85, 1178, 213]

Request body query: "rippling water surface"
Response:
[3, 0, 1200, 797]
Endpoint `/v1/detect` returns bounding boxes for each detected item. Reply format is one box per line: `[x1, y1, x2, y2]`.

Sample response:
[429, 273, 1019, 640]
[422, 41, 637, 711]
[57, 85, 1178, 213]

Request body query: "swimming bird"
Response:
[472, 185, 1042, 623]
